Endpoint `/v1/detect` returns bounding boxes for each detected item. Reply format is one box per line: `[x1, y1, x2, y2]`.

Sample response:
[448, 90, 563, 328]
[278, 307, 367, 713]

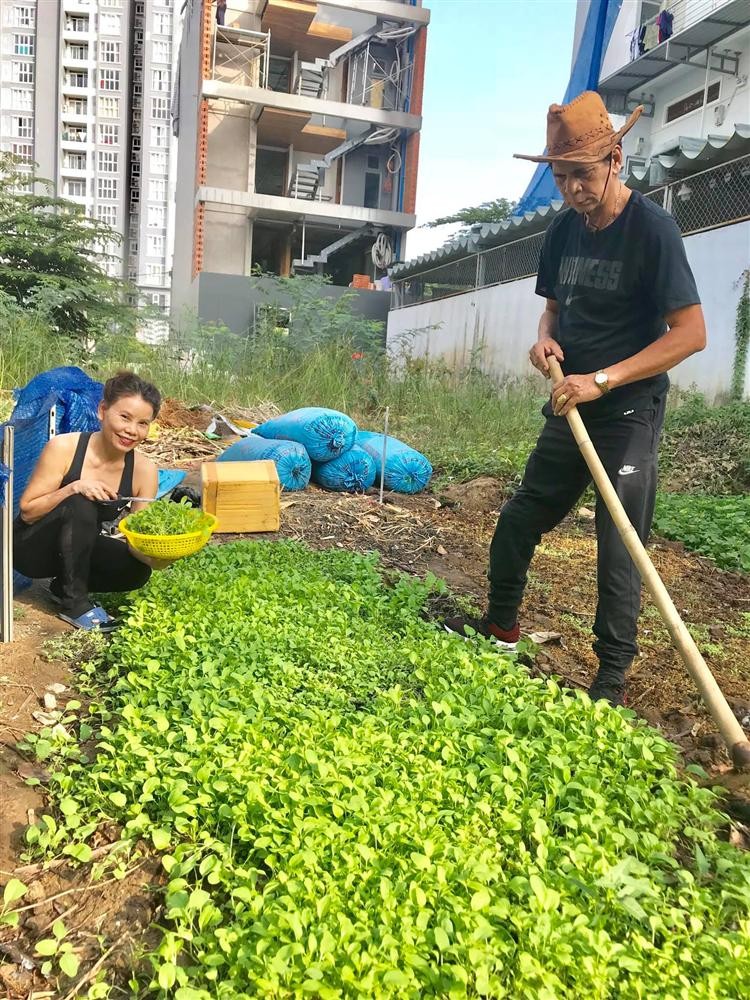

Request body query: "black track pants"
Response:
[14, 495, 151, 618]
[488, 399, 665, 679]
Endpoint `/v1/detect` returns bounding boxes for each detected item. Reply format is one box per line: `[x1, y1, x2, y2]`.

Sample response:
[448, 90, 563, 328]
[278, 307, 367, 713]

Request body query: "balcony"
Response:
[62, 75, 91, 93]
[197, 184, 416, 232]
[600, 0, 749, 101]
[61, 128, 90, 145]
[63, 45, 90, 64]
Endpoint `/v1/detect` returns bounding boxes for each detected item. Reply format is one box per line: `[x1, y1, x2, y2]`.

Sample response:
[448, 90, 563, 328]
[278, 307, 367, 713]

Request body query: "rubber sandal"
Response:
[58, 606, 118, 633]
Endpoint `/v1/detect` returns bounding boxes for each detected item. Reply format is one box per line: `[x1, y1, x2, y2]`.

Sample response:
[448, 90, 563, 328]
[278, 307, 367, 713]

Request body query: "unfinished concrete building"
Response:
[171, 0, 429, 333]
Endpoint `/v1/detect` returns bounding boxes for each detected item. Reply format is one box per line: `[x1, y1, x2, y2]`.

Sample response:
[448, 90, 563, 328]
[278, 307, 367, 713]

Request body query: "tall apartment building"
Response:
[171, 0, 429, 334]
[0, 0, 180, 320]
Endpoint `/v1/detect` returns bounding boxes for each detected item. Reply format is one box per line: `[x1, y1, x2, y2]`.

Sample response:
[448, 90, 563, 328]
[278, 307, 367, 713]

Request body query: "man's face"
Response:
[552, 155, 615, 213]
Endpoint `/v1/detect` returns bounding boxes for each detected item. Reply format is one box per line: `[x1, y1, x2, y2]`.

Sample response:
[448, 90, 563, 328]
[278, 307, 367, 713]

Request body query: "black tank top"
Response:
[61, 432, 135, 524]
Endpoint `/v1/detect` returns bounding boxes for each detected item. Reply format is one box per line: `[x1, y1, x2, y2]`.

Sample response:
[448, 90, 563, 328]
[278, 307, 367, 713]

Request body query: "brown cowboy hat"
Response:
[514, 91, 643, 164]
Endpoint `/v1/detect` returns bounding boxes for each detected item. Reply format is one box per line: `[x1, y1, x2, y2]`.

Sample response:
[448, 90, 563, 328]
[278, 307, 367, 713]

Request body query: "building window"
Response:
[97, 177, 118, 200]
[67, 71, 88, 88]
[665, 82, 721, 124]
[65, 179, 86, 197]
[152, 41, 171, 64]
[146, 263, 164, 284]
[12, 6, 35, 28]
[154, 13, 171, 35]
[150, 124, 168, 147]
[149, 178, 166, 200]
[98, 96, 120, 118]
[147, 234, 165, 257]
[100, 14, 121, 35]
[151, 68, 170, 92]
[13, 115, 33, 138]
[147, 204, 166, 227]
[9, 88, 33, 110]
[150, 150, 167, 174]
[96, 203, 118, 226]
[13, 33, 34, 56]
[64, 152, 87, 170]
[99, 0, 122, 8]
[67, 44, 88, 61]
[98, 123, 119, 145]
[98, 150, 118, 172]
[11, 142, 32, 162]
[11, 61, 34, 84]
[66, 17, 88, 33]
[64, 98, 88, 116]
[99, 69, 120, 91]
[151, 97, 169, 120]
[99, 41, 121, 64]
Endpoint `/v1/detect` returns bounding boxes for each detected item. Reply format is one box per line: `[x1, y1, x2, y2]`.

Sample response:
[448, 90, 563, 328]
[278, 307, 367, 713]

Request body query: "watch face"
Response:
[595, 373, 607, 386]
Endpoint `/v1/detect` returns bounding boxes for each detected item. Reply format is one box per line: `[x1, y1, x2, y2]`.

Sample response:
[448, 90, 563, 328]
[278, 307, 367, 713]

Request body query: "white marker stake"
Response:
[379, 407, 389, 505]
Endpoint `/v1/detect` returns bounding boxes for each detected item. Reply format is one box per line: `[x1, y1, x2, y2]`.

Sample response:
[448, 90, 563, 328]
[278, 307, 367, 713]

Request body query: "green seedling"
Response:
[127, 498, 212, 537]
[34, 919, 80, 979]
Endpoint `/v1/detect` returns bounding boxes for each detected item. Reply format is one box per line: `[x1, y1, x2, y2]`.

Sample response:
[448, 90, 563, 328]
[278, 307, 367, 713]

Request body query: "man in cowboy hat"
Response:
[446, 91, 706, 707]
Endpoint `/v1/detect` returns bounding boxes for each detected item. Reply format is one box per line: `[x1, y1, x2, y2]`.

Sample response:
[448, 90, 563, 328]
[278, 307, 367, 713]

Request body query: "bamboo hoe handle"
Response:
[546, 357, 750, 768]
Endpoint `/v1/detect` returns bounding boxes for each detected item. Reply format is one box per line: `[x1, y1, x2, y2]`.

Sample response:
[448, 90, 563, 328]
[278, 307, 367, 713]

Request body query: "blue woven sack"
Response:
[218, 435, 311, 491]
[357, 431, 432, 494]
[312, 446, 376, 493]
[254, 407, 357, 462]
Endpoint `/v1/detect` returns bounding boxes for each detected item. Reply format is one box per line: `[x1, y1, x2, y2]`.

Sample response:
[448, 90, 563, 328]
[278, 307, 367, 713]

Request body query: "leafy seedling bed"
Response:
[4, 541, 750, 998]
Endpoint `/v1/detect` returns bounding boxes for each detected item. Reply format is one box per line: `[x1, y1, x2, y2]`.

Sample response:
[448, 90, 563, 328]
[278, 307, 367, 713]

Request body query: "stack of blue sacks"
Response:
[218, 406, 432, 495]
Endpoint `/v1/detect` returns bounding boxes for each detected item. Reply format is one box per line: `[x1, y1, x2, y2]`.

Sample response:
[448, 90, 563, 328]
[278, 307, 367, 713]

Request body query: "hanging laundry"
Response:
[644, 21, 660, 51]
[630, 29, 640, 61]
[658, 9, 674, 43]
[638, 24, 647, 55]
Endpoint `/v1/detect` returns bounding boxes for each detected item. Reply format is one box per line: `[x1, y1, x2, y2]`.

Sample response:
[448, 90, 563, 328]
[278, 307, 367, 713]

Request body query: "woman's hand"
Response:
[72, 479, 118, 502]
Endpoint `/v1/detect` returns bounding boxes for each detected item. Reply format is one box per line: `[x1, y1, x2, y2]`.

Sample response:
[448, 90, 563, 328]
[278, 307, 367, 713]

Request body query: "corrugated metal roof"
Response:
[392, 126, 750, 278]
[624, 124, 750, 189]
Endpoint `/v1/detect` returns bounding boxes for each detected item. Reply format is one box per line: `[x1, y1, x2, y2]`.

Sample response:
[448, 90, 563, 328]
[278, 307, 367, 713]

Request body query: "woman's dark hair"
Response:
[102, 371, 161, 418]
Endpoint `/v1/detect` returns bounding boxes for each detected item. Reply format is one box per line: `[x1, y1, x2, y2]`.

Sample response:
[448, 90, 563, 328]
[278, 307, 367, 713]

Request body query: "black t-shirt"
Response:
[535, 189, 701, 418]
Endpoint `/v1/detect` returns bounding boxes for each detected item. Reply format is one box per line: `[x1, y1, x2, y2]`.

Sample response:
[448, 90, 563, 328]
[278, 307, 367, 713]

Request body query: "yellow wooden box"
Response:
[201, 460, 280, 533]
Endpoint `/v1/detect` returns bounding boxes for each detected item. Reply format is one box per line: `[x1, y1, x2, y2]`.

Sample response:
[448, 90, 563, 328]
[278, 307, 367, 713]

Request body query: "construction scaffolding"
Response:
[211, 24, 270, 89]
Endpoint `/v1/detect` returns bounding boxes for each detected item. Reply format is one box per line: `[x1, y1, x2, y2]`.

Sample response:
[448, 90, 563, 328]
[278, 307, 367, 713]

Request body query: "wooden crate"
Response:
[201, 460, 280, 533]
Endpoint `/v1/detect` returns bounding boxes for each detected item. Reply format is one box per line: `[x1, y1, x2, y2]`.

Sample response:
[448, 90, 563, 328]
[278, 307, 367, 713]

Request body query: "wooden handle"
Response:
[547, 357, 750, 768]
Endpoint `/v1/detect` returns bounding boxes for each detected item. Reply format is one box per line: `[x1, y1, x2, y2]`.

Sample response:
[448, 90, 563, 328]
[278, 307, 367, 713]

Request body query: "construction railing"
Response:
[392, 153, 750, 309]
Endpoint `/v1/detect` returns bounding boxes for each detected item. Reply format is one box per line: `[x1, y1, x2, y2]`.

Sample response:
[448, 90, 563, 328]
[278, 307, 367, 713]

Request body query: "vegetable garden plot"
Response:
[20, 542, 750, 998]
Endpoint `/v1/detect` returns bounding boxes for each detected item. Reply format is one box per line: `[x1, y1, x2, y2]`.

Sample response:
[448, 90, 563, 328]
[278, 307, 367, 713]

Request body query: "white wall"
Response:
[599, 0, 639, 82]
[387, 221, 750, 398]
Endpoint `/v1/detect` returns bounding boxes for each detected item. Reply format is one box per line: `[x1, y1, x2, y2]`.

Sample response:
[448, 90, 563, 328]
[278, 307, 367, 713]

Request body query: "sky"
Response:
[406, 0, 578, 261]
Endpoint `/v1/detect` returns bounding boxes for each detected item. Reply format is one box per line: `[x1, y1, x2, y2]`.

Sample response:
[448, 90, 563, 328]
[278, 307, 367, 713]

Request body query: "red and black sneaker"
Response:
[443, 615, 520, 651]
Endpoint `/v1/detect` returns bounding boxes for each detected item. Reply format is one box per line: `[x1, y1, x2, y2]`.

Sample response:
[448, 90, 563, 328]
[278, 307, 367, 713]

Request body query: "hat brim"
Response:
[513, 105, 643, 163]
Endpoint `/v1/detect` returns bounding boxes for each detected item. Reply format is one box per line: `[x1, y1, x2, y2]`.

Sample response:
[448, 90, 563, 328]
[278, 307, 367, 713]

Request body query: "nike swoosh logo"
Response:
[564, 294, 583, 307]
[618, 466, 640, 476]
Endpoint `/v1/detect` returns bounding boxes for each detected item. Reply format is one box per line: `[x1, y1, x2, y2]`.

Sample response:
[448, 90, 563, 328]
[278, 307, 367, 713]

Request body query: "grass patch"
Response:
[653, 493, 750, 573]
[19, 542, 750, 997]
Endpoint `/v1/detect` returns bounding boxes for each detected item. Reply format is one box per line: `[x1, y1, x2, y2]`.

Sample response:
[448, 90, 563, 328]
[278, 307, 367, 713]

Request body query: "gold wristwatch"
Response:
[594, 371, 610, 394]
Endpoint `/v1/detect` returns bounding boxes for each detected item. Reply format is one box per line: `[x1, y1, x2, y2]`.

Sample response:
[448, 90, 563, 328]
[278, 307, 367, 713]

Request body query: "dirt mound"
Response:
[156, 398, 212, 431]
[439, 476, 508, 516]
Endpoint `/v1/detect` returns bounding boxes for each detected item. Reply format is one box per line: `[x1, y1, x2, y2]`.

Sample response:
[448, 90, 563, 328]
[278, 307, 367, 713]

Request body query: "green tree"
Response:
[0, 153, 136, 341]
[423, 197, 517, 238]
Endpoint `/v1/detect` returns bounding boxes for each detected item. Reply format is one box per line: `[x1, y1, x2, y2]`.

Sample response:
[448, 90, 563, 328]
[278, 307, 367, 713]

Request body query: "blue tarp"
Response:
[515, 0, 623, 215]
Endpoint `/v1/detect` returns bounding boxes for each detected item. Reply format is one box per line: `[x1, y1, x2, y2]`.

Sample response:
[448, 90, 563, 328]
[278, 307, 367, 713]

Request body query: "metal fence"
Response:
[392, 153, 750, 309]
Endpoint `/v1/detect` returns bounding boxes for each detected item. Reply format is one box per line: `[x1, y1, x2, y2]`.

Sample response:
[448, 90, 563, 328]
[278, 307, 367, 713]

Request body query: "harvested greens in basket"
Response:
[127, 498, 212, 536]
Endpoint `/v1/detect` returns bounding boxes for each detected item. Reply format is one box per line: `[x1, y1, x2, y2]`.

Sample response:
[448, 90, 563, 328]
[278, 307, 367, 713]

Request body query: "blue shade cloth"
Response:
[0, 461, 9, 509]
[311, 446, 376, 493]
[357, 431, 432, 494]
[3, 367, 103, 516]
[157, 469, 187, 497]
[515, 0, 623, 215]
[218, 435, 311, 492]
[254, 407, 357, 462]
